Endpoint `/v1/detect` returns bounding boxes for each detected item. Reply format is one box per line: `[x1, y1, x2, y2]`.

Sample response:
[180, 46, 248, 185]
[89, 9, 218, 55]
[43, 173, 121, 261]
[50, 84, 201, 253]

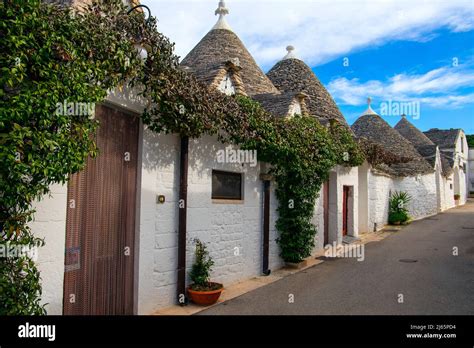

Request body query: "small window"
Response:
[212, 170, 242, 200]
[218, 73, 235, 96]
[289, 99, 302, 116]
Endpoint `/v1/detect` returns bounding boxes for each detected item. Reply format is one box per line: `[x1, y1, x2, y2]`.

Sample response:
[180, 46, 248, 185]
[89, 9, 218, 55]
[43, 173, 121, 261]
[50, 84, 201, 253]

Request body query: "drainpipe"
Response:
[260, 172, 272, 276]
[177, 136, 189, 305]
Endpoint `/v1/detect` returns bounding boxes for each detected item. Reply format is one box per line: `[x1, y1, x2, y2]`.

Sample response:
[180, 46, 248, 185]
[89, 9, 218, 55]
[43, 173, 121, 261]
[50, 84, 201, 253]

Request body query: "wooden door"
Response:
[63, 104, 139, 315]
[342, 186, 350, 236]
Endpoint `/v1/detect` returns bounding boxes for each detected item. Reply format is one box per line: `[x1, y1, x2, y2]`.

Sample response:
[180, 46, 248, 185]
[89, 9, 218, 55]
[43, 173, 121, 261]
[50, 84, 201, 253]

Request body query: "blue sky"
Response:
[320, 29, 474, 133]
[143, 0, 474, 134]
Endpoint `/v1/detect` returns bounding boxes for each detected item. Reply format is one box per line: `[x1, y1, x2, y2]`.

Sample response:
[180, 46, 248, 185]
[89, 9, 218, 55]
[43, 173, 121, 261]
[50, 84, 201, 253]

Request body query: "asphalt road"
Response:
[200, 200, 474, 315]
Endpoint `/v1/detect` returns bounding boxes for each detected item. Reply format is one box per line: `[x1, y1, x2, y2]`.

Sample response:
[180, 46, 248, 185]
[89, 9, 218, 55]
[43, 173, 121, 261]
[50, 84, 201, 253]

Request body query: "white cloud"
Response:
[142, 0, 474, 68]
[418, 93, 474, 108]
[327, 66, 474, 108]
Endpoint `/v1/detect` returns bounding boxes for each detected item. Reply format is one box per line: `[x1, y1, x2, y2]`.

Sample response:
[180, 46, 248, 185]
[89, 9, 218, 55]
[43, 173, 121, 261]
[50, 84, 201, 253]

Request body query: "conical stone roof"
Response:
[424, 128, 461, 149]
[394, 117, 454, 177]
[352, 113, 433, 176]
[181, 29, 280, 96]
[394, 117, 435, 147]
[267, 55, 348, 126]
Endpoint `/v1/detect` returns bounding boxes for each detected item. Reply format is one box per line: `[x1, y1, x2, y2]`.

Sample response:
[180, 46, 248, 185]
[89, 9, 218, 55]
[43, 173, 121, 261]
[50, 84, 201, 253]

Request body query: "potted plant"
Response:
[187, 239, 223, 306]
[388, 211, 408, 225]
[388, 191, 412, 225]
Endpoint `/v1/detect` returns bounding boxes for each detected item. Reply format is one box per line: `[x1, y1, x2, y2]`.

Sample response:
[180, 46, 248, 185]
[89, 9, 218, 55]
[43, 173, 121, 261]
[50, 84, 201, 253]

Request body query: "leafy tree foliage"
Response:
[228, 98, 363, 262]
[466, 134, 474, 148]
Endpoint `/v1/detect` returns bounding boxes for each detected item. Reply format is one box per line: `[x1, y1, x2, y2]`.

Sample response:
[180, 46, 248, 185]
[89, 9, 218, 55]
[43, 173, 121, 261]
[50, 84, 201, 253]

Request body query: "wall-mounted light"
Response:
[127, 4, 152, 63]
[134, 44, 148, 62]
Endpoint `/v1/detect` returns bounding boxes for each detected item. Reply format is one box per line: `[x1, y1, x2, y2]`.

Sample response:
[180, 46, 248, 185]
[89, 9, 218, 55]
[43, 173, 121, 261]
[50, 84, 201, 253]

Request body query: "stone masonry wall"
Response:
[137, 133, 281, 314]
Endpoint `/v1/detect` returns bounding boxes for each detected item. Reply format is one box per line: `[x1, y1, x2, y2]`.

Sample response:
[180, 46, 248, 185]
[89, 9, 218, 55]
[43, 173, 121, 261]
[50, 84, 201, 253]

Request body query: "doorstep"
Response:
[152, 230, 394, 316]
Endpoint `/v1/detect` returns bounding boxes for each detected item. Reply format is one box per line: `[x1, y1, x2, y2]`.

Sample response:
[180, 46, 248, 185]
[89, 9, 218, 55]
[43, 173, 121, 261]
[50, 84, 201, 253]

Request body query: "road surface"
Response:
[200, 200, 474, 315]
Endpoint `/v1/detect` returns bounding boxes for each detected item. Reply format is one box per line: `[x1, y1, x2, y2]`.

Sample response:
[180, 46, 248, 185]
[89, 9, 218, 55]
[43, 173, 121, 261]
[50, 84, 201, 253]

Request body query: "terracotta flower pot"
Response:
[187, 282, 223, 306]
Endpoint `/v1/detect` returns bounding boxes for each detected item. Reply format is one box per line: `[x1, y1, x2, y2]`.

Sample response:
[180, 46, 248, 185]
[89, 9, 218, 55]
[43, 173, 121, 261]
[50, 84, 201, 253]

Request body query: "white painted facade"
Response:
[312, 190, 325, 250]
[439, 130, 469, 205]
[31, 184, 68, 315]
[367, 169, 395, 232]
[313, 165, 359, 250]
[394, 173, 438, 219]
[441, 173, 456, 211]
[358, 165, 438, 233]
[457, 131, 469, 204]
[332, 166, 359, 241]
[137, 132, 283, 314]
[469, 149, 474, 193]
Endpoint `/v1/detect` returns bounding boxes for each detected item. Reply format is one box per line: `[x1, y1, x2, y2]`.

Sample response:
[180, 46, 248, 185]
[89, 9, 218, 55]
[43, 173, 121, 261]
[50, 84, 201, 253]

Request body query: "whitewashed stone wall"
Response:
[368, 169, 438, 230]
[334, 166, 359, 240]
[469, 149, 474, 193]
[29, 184, 68, 315]
[137, 131, 179, 313]
[312, 190, 325, 252]
[446, 130, 469, 205]
[358, 162, 370, 234]
[312, 165, 359, 249]
[434, 151, 443, 212]
[442, 174, 455, 210]
[458, 165, 468, 205]
[137, 133, 281, 314]
[394, 173, 438, 220]
[368, 171, 394, 231]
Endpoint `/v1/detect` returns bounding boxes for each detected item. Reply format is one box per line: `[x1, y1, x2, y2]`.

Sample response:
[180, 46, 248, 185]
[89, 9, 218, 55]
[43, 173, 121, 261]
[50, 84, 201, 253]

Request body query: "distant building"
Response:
[424, 128, 469, 204]
[469, 147, 474, 194]
[394, 115, 454, 211]
[352, 101, 438, 232]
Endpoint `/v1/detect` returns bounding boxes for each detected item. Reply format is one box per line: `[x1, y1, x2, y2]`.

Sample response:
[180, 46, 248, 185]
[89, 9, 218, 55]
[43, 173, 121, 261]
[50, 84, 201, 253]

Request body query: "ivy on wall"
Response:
[230, 98, 363, 262]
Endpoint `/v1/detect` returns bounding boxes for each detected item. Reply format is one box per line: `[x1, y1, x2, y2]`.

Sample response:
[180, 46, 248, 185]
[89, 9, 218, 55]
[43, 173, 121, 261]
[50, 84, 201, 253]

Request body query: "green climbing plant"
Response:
[228, 97, 363, 262]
